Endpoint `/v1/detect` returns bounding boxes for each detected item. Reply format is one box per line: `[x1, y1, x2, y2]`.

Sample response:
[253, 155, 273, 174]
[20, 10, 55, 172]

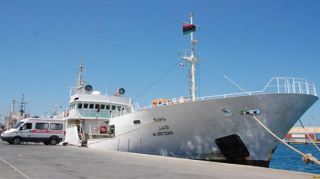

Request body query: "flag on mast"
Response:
[182, 24, 196, 35]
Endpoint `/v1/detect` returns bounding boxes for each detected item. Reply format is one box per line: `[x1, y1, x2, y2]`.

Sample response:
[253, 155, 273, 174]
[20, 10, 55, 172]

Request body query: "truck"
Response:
[0, 118, 65, 145]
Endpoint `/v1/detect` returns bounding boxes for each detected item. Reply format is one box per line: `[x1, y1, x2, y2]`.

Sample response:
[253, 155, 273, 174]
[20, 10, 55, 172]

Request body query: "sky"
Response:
[0, 0, 319, 125]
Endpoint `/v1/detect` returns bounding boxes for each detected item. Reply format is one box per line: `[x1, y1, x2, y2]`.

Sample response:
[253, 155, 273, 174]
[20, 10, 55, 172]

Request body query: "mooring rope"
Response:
[249, 115, 320, 165]
[298, 119, 320, 153]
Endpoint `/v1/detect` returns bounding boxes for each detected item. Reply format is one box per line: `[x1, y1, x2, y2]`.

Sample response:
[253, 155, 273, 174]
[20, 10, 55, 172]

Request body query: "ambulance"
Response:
[0, 118, 65, 145]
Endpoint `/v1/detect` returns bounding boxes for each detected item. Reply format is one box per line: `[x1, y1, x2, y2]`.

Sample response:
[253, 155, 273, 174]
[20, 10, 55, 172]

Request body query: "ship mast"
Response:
[19, 94, 26, 116]
[76, 61, 84, 93]
[183, 13, 198, 101]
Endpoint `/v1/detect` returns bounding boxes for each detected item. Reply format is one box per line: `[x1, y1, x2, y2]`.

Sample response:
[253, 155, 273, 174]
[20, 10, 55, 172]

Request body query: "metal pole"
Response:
[299, 82, 302, 94]
[284, 80, 287, 93]
[305, 80, 309, 95]
[277, 77, 280, 93]
[292, 78, 296, 93]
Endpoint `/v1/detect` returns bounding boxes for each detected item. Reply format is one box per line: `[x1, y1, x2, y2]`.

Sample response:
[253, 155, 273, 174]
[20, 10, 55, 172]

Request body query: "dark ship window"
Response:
[89, 104, 94, 109]
[83, 103, 88, 108]
[133, 120, 141, 125]
[77, 103, 83, 109]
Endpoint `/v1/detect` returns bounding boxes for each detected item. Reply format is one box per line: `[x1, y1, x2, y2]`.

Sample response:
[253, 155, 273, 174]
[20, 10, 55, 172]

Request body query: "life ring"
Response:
[100, 126, 108, 134]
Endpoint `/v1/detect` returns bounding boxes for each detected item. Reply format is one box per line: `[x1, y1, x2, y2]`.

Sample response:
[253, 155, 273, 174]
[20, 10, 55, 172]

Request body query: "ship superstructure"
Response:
[64, 63, 132, 144]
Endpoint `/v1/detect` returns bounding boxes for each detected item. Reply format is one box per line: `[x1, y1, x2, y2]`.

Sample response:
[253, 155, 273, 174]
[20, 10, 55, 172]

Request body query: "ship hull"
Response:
[86, 93, 318, 167]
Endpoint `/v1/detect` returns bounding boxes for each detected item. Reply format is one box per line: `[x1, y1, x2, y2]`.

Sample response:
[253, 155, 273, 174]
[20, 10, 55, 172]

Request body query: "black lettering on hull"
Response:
[153, 131, 174, 136]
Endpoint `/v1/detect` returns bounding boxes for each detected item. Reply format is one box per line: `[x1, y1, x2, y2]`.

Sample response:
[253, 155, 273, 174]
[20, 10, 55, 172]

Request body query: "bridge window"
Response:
[106, 105, 110, 110]
[78, 103, 83, 109]
[101, 104, 105, 109]
[111, 105, 116, 110]
[89, 104, 94, 109]
[95, 104, 100, 109]
[84, 103, 88, 109]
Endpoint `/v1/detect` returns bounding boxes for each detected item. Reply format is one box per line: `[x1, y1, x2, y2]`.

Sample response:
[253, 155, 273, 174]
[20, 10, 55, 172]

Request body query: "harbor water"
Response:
[270, 144, 320, 174]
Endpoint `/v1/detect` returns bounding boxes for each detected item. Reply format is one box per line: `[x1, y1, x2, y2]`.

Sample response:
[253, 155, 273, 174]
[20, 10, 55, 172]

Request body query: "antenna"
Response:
[182, 13, 198, 101]
[11, 100, 16, 113]
[76, 59, 84, 93]
[105, 82, 108, 95]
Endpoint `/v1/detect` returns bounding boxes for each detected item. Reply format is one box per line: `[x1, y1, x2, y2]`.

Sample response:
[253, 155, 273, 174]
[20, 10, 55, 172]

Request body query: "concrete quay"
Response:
[0, 141, 316, 179]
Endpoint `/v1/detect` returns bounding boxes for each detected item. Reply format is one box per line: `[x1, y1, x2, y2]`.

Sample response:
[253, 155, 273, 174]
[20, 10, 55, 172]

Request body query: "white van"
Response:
[0, 118, 65, 145]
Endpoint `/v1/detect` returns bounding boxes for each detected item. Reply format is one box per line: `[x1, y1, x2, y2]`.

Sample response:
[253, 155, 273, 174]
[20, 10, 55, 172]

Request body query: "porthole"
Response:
[133, 120, 141, 125]
[222, 107, 232, 117]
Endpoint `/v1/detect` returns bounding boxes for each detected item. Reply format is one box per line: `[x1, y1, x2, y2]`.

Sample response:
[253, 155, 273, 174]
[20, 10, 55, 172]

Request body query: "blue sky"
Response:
[0, 0, 319, 125]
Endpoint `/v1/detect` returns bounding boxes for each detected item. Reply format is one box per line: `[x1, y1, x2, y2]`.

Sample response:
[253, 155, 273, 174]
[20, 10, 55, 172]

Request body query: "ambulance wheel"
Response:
[12, 137, 21, 145]
[49, 138, 58, 145]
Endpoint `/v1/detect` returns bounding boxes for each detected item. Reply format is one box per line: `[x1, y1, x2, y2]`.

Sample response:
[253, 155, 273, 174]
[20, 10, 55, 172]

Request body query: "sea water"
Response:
[270, 144, 320, 174]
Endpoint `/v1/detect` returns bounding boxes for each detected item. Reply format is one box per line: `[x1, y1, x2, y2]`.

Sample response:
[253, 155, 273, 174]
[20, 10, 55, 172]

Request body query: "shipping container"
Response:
[305, 133, 315, 139]
[291, 134, 305, 138]
[284, 134, 292, 139]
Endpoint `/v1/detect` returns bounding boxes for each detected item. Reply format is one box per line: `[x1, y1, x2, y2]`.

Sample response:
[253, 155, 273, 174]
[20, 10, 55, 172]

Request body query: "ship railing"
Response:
[138, 77, 317, 110]
[196, 77, 317, 101]
[262, 77, 317, 96]
[78, 109, 125, 118]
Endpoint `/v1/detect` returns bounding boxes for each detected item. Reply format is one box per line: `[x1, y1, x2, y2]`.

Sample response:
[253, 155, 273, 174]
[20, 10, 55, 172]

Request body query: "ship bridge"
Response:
[67, 93, 132, 119]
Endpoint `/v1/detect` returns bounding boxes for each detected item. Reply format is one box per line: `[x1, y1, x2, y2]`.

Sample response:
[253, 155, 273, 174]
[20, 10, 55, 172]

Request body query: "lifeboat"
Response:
[152, 98, 170, 107]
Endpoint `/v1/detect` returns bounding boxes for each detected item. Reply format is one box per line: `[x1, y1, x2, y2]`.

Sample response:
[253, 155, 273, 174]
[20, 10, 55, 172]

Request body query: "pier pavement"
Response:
[0, 140, 316, 179]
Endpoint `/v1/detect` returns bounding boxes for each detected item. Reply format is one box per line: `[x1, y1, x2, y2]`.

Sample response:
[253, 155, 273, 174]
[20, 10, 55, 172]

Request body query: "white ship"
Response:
[64, 14, 318, 167]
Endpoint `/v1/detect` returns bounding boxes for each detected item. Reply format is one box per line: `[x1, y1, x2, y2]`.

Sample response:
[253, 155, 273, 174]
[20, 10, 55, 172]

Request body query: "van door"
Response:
[20, 123, 33, 141]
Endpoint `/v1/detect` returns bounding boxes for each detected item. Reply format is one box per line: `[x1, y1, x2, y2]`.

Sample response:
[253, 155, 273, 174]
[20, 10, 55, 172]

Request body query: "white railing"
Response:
[262, 77, 317, 96]
[77, 109, 126, 118]
[138, 77, 317, 110]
